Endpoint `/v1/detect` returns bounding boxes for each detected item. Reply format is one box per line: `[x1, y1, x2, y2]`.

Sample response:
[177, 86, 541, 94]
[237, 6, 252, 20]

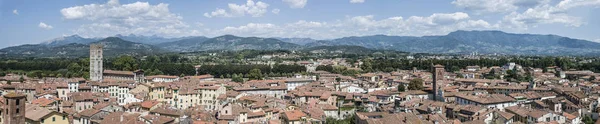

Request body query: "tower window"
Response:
[16, 99, 19, 105]
[16, 108, 19, 114]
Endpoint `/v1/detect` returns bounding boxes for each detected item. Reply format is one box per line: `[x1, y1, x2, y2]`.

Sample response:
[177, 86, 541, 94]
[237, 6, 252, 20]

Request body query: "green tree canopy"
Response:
[398, 84, 406, 92]
[408, 78, 424, 90]
[248, 68, 263, 80]
[112, 55, 138, 71]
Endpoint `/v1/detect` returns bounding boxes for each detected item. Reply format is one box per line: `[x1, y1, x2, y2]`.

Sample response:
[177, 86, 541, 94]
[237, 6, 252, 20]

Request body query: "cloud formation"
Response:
[350, 0, 365, 3]
[12, 9, 18, 15]
[204, 0, 270, 18]
[61, 0, 191, 37]
[272, 9, 280, 14]
[283, 0, 307, 8]
[38, 22, 53, 30]
[452, 0, 549, 14]
[207, 12, 497, 39]
[502, 0, 600, 29]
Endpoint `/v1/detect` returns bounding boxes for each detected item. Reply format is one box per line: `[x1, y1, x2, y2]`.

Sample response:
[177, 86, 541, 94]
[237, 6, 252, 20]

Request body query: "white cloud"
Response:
[272, 8, 280, 14]
[61, 0, 196, 37]
[38, 22, 53, 30]
[204, 0, 270, 18]
[595, 39, 600, 42]
[452, 0, 549, 14]
[502, 0, 600, 29]
[12, 9, 18, 15]
[350, 0, 365, 3]
[209, 12, 498, 39]
[283, 0, 307, 8]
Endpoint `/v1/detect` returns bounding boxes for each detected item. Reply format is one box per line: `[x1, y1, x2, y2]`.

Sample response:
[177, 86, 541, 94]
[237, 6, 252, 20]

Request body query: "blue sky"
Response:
[1, 0, 599, 48]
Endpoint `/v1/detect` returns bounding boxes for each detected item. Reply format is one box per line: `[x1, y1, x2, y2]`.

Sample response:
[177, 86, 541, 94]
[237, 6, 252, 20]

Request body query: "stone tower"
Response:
[432, 64, 445, 102]
[90, 44, 103, 82]
[3, 92, 26, 124]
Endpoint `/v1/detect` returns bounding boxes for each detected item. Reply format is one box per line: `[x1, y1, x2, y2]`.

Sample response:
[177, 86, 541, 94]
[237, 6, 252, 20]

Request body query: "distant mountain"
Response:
[3, 30, 600, 57]
[163, 35, 302, 52]
[275, 37, 316, 45]
[114, 34, 189, 45]
[91, 37, 165, 56]
[302, 45, 376, 54]
[309, 30, 600, 55]
[41, 35, 99, 47]
[0, 37, 165, 58]
[156, 36, 210, 52]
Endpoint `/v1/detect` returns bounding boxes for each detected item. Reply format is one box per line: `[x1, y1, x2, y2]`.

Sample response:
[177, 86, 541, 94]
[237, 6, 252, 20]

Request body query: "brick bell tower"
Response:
[432, 64, 446, 102]
[3, 92, 26, 124]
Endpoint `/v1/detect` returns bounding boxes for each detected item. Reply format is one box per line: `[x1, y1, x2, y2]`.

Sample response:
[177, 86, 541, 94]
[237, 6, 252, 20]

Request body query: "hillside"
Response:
[3, 30, 600, 56]
[309, 30, 600, 55]
[0, 37, 165, 58]
[156, 36, 210, 52]
[177, 35, 302, 51]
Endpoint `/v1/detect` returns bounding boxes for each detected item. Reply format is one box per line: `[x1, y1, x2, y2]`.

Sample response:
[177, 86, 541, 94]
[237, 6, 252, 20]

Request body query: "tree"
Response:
[232, 75, 244, 83]
[248, 68, 263, 80]
[591, 76, 596, 81]
[361, 59, 373, 72]
[542, 67, 548, 73]
[19, 76, 24, 83]
[408, 78, 424, 90]
[67, 63, 82, 72]
[112, 55, 137, 71]
[398, 84, 406, 92]
[582, 115, 594, 124]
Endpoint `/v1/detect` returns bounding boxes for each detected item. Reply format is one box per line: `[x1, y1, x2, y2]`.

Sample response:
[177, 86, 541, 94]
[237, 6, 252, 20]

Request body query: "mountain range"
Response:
[2, 30, 600, 57]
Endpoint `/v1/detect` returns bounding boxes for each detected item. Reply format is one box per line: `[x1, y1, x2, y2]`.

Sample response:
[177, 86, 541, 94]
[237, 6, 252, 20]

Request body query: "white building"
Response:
[455, 93, 517, 110]
[68, 82, 79, 93]
[145, 75, 180, 83]
[284, 78, 314, 91]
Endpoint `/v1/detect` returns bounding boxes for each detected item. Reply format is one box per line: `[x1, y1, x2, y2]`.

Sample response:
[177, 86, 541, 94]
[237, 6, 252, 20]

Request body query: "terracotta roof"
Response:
[496, 110, 515, 119]
[141, 114, 175, 124]
[4, 92, 26, 98]
[282, 110, 307, 121]
[150, 107, 183, 117]
[31, 98, 55, 107]
[25, 105, 57, 121]
[141, 100, 160, 109]
[455, 93, 516, 104]
[99, 112, 144, 124]
[79, 109, 101, 117]
[103, 70, 134, 76]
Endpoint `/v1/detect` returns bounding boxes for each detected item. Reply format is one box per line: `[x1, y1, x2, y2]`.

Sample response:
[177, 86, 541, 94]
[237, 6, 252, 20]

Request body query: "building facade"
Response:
[3, 92, 26, 124]
[90, 44, 103, 82]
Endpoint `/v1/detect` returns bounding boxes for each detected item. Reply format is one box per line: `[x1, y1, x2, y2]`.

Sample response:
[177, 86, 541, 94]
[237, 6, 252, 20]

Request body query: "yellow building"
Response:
[25, 105, 69, 124]
[148, 83, 167, 102]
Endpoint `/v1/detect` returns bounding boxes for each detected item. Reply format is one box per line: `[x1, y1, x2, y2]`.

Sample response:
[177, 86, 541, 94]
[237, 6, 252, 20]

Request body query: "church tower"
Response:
[90, 44, 103, 82]
[3, 92, 26, 124]
[432, 64, 445, 102]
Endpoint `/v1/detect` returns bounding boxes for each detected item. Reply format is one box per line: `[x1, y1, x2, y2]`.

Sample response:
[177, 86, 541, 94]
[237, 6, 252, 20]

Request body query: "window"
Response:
[16, 99, 19, 105]
[16, 108, 19, 114]
[53, 117, 56, 121]
[63, 115, 66, 120]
